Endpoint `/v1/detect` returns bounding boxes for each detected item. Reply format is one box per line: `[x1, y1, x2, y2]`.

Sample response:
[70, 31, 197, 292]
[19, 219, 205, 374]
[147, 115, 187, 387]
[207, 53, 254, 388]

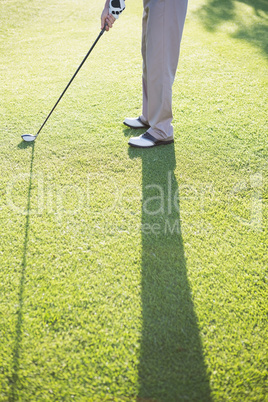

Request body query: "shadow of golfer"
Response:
[128, 144, 211, 402]
[9, 142, 35, 401]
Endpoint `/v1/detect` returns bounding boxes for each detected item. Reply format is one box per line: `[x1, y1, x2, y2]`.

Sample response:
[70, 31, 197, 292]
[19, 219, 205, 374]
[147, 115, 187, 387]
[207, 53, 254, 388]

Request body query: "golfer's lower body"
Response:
[126, 0, 188, 148]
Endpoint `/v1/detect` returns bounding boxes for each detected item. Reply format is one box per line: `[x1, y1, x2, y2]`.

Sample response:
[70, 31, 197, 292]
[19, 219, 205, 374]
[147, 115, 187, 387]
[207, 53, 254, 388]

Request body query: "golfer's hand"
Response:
[101, 6, 115, 31]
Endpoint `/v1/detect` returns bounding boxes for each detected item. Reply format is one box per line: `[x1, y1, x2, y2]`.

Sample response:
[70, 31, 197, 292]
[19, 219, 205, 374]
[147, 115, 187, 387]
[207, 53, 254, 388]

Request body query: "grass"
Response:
[0, 0, 267, 401]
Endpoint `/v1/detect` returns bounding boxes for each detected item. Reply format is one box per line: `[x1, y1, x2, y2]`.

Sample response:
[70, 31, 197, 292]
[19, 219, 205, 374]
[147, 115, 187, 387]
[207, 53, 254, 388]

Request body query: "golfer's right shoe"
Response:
[128, 132, 174, 148]
[123, 117, 150, 129]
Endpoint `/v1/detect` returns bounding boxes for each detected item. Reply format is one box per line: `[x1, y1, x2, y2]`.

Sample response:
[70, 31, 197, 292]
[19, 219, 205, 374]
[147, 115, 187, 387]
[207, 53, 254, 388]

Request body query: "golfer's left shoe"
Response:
[128, 132, 174, 148]
[123, 117, 150, 129]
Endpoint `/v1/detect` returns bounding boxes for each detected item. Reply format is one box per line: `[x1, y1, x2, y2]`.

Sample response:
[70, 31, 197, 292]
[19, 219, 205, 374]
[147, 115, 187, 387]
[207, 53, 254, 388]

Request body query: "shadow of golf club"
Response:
[128, 144, 212, 401]
[17, 140, 35, 150]
[8, 143, 35, 401]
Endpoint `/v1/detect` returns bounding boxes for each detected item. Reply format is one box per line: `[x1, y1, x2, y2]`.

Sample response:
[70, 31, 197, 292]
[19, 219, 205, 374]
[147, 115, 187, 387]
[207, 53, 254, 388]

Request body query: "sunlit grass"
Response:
[0, 0, 267, 401]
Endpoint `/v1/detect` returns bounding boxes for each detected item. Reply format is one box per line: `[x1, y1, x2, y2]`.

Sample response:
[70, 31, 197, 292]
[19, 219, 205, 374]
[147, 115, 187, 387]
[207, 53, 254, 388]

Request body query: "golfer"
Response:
[101, 0, 188, 148]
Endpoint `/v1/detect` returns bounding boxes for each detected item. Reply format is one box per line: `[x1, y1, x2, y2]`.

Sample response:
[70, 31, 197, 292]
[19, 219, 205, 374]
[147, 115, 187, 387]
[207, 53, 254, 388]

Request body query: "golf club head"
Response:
[21, 134, 36, 142]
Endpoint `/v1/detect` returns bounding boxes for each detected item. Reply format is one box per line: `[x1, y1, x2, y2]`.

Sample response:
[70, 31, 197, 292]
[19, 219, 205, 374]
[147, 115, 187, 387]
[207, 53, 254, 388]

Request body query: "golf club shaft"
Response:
[35, 25, 107, 137]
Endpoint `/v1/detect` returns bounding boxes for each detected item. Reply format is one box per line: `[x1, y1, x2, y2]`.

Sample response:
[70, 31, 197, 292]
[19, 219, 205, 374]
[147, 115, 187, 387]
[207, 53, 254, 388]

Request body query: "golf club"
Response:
[21, 24, 107, 142]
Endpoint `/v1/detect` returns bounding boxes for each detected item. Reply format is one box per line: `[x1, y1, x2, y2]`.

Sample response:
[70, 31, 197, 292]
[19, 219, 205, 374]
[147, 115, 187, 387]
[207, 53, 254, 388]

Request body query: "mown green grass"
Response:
[0, 0, 267, 401]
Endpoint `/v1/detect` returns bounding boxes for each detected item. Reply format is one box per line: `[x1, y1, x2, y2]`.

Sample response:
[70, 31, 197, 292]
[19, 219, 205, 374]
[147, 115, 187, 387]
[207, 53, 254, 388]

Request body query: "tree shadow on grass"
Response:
[196, 0, 268, 55]
[8, 142, 35, 401]
[128, 145, 211, 402]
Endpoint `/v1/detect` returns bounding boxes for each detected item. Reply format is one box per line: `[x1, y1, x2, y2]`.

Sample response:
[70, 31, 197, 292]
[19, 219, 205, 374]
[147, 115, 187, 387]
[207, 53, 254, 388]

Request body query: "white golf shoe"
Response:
[123, 117, 150, 129]
[128, 132, 174, 148]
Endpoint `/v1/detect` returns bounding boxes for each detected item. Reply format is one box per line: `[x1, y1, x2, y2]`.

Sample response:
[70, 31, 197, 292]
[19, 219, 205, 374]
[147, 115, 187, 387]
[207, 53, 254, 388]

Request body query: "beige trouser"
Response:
[140, 0, 188, 140]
